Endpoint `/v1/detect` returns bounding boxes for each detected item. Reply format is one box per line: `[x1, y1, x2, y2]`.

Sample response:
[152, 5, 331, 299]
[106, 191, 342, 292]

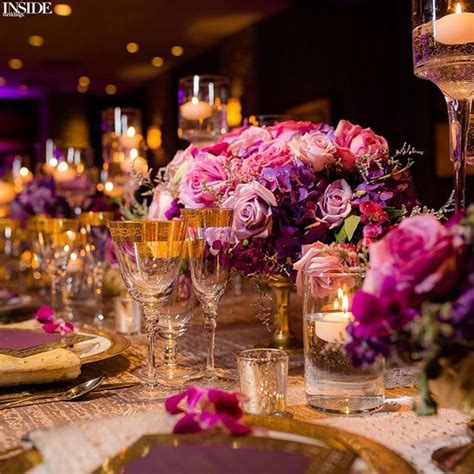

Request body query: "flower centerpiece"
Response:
[345, 206, 474, 415]
[148, 120, 419, 348]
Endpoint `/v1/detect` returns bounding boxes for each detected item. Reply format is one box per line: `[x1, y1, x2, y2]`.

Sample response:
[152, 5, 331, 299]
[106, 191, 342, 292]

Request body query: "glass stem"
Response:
[50, 272, 61, 314]
[93, 264, 105, 324]
[142, 304, 159, 387]
[203, 303, 218, 373]
[445, 97, 472, 210]
[164, 336, 177, 369]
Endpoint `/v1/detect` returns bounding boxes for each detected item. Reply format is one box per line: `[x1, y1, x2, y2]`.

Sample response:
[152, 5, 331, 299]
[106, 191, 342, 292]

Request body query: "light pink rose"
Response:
[148, 189, 175, 219]
[363, 215, 461, 302]
[167, 145, 196, 184]
[240, 139, 293, 177]
[226, 126, 272, 157]
[179, 152, 229, 208]
[223, 181, 277, 241]
[334, 120, 388, 168]
[317, 179, 352, 229]
[267, 121, 317, 141]
[293, 243, 348, 298]
[289, 132, 337, 172]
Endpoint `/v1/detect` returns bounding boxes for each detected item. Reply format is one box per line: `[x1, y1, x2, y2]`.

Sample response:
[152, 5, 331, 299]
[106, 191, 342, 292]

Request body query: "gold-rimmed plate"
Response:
[0, 416, 416, 474]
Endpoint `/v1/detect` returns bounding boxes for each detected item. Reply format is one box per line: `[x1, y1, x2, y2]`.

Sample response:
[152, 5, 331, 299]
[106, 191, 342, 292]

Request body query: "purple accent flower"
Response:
[35, 306, 75, 335]
[165, 387, 251, 436]
[317, 179, 352, 229]
[223, 182, 277, 240]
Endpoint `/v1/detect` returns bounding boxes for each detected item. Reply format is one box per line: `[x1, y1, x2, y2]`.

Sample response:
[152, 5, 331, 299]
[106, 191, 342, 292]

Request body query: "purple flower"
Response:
[35, 306, 75, 335]
[165, 387, 251, 437]
[317, 179, 352, 229]
[223, 182, 277, 240]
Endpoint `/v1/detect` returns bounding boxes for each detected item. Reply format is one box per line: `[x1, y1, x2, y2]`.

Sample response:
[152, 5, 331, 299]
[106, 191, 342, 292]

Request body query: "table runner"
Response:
[0, 287, 471, 473]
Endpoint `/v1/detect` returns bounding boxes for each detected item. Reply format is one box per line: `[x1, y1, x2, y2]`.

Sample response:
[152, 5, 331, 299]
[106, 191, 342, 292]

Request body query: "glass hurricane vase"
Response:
[413, 0, 474, 208]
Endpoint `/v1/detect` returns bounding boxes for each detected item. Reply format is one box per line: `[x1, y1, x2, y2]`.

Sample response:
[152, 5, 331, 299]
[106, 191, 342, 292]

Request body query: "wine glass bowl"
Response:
[412, 0, 474, 208]
[108, 220, 186, 389]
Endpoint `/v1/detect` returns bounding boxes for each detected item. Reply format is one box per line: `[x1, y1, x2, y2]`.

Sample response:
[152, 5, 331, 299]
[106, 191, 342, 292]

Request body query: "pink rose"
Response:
[289, 132, 337, 172]
[363, 215, 461, 302]
[226, 127, 272, 157]
[293, 243, 348, 298]
[179, 152, 229, 208]
[267, 120, 317, 141]
[240, 139, 293, 177]
[223, 181, 277, 241]
[317, 179, 352, 229]
[167, 145, 196, 184]
[148, 189, 175, 219]
[334, 120, 388, 168]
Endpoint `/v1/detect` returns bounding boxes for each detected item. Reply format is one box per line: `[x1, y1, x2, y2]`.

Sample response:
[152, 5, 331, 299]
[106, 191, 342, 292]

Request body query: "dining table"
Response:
[0, 284, 471, 474]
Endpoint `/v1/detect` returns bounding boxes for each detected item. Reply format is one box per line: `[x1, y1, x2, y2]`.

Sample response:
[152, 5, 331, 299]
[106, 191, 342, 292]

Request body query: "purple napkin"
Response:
[123, 443, 311, 474]
[0, 329, 64, 351]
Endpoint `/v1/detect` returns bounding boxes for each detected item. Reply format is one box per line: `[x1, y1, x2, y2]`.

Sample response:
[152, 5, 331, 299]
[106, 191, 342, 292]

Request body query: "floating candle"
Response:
[180, 97, 213, 121]
[435, 3, 474, 45]
[53, 162, 76, 183]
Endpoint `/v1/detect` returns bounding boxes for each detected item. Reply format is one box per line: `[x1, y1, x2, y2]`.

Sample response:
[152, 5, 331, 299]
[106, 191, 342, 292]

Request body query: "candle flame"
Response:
[126, 126, 136, 138]
[191, 96, 199, 105]
[455, 3, 462, 14]
[57, 161, 68, 172]
[333, 288, 350, 313]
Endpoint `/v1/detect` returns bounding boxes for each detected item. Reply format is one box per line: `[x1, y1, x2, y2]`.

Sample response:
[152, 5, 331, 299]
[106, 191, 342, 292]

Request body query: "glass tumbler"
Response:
[237, 348, 288, 415]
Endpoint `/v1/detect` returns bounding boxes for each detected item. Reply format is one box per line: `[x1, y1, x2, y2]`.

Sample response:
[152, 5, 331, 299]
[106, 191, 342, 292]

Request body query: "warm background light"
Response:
[227, 97, 242, 127]
[54, 4, 72, 16]
[171, 45, 184, 56]
[8, 58, 23, 70]
[147, 126, 162, 150]
[28, 35, 44, 47]
[78, 76, 90, 87]
[126, 42, 139, 53]
[151, 56, 164, 67]
[105, 84, 117, 95]
[77, 84, 88, 93]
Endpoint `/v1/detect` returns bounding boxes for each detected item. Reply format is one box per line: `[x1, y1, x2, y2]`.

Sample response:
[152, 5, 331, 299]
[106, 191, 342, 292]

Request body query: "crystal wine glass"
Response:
[182, 208, 234, 386]
[80, 211, 114, 327]
[108, 220, 186, 390]
[32, 217, 79, 319]
[413, 0, 474, 208]
[155, 251, 198, 387]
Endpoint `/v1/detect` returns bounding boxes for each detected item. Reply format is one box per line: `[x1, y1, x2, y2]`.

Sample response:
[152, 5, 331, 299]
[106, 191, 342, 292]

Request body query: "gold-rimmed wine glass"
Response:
[182, 208, 234, 386]
[30, 217, 79, 319]
[108, 220, 186, 391]
[80, 211, 114, 327]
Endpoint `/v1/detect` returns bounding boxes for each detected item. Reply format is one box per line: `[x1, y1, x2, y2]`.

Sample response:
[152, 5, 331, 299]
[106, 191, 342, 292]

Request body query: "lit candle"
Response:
[118, 127, 142, 149]
[0, 182, 16, 205]
[43, 157, 58, 175]
[435, 3, 474, 45]
[315, 290, 352, 344]
[180, 97, 213, 121]
[53, 162, 76, 183]
[67, 252, 83, 273]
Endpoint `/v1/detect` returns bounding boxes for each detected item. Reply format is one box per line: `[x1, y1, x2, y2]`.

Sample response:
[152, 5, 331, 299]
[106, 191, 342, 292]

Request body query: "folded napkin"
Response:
[0, 321, 81, 387]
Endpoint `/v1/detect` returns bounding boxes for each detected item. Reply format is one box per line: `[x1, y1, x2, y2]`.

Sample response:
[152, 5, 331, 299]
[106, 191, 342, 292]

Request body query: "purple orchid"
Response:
[35, 306, 75, 335]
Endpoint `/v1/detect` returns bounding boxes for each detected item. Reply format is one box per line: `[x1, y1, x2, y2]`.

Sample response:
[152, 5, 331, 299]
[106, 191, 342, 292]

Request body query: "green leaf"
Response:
[335, 226, 347, 243]
[343, 215, 361, 242]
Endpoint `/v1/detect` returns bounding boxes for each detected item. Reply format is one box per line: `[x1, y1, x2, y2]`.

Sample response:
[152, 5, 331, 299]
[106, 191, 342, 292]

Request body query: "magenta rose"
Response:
[148, 189, 175, 219]
[179, 152, 229, 208]
[317, 179, 352, 229]
[240, 139, 293, 178]
[226, 126, 272, 157]
[223, 181, 277, 241]
[293, 243, 349, 298]
[334, 120, 388, 168]
[267, 120, 317, 141]
[289, 132, 337, 172]
[363, 214, 462, 302]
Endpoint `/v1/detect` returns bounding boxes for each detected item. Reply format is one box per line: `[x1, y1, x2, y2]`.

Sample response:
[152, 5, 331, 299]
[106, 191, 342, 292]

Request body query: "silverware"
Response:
[0, 380, 139, 404]
[0, 376, 104, 410]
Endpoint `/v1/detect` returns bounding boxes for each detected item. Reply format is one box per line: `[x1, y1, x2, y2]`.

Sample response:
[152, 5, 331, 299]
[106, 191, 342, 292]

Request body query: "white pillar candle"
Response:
[180, 97, 213, 121]
[435, 4, 474, 45]
[314, 312, 351, 344]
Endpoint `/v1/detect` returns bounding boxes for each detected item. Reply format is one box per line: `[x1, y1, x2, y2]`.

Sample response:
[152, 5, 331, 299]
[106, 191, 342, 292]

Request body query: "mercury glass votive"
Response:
[303, 271, 384, 414]
[114, 296, 141, 335]
[237, 349, 288, 415]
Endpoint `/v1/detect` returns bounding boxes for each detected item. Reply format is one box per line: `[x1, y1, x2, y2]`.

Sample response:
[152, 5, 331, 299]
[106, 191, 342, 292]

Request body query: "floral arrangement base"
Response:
[255, 276, 302, 354]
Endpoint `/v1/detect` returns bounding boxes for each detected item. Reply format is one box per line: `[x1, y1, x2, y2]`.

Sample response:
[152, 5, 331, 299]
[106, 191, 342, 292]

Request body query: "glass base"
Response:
[190, 368, 237, 390]
[306, 394, 384, 414]
[115, 382, 172, 404]
[155, 365, 202, 389]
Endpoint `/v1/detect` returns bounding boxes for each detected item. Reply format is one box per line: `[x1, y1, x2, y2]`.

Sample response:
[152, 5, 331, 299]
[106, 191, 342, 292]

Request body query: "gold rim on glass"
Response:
[108, 220, 186, 243]
[80, 211, 115, 227]
[28, 217, 79, 234]
[181, 208, 234, 227]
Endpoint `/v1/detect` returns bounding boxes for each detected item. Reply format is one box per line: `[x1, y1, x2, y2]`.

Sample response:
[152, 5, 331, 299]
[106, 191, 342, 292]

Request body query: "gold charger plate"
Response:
[77, 327, 131, 365]
[0, 416, 416, 474]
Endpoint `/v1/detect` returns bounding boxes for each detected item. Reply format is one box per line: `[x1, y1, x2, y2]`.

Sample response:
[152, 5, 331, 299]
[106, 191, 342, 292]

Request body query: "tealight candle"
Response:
[314, 312, 351, 344]
[435, 4, 474, 45]
[180, 97, 213, 121]
[53, 163, 76, 183]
